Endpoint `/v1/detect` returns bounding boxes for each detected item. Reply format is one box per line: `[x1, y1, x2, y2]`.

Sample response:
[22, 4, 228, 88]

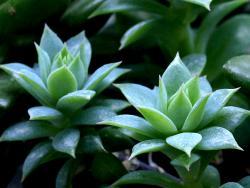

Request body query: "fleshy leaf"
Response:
[171, 153, 200, 171]
[209, 106, 250, 131]
[200, 165, 221, 188]
[22, 142, 60, 180]
[162, 53, 192, 97]
[138, 106, 177, 136]
[199, 76, 212, 96]
[197, 127, 242, 151]
[166, 133, 202, 156]
[40, 25, 64, 60]
[182, 0, 212, 10]
[0, 121, 58, 141]
[0, 63, 34, 75]
[239, 176, 250, 187]
[28, 106, 63, 121]
[220, 182, 244, 188]
[56, 90, 95, 113]
[158, 76, 168, 114]
[130, 139, 166, 159]
[99, 114, 162, 138]
[52, 128, 80, 157]
[115, 83, 156, 108]
[183, 54, 206, 76]
[72, 106, 116, 125]
[92, 99, 130, 112]
[182, 95, 210, 131]
[84, 62, 121, 90]
[184, 76, 201, 105]
[35, 44, 51, 84]
[47, 66, 77, 101]
[56, 159, 79, 188]
[200, 88, 238, 128]
[167, 87, 192, 130]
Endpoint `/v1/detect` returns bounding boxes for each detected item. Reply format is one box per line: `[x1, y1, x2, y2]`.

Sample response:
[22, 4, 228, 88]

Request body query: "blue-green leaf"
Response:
[92, 99, 130, 112]
[52, 128, 80, 157]
[171, 153, 200, 171]
[184, 76, 201, 105]
[28, 106, 63, 121]
[239, 176, 250, 188]
[158, 76, 168, 114]
[0, 121, 58, 141]
[200, 165, 221, 188]
[162, 53, 192, 97]
[166, 133, 202, 157]
[197, 127, 242, 151]
[199, 76, 212, 96]
[183, 54, 206, 76]
[182, 0, 211, 10]
[40, 25, 63, 60]
[220, 182, 244, 188]
[0, 63, 34, 75]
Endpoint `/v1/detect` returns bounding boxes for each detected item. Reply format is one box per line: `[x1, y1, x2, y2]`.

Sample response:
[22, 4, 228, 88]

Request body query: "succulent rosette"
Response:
[101, 53, 249, 180]
[0, 25, 129, 184]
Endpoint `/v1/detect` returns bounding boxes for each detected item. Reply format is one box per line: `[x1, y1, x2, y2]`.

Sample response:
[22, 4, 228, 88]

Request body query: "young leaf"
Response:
[99, 114, 162, 138]
[28, 106, 63, 121]
[182, 95, 210, 131]
[166, 133, 202, 157]
[92, 99, 130, 112]
[158, 76, 168, 114]
[68, 56, 86, 89]
[184, 76, 201, 105]
[56, 159, 79, 188]
[56, 90, 95, 113]
[72, 106, 116, 125]
[47, 66, 77, 101]
[111, 170, 182, 188]
[197, 126, 242, 151]
[90, 0, 168, 17]
[182, 0, 212, 10]
[40, 25, 64, 59]
[84, 62, 121, 90]
[138, 106, 177, 136]
[22, 142, 60, 180]
[209, 106, 250, 131]
[171, 153, 200, 171]
[0, 121, 58, 141]
[115, 83, 156, 108]
[162, 53, 192, 97]
[167, 87, 192, 129]
[183, 54, 206, 76]
[200, 165, 221, 188]
[200, 88, 238, 128]
[52, 128, 80, 158]
[130, 139, 167, 159]
[35, 43, 51, 84]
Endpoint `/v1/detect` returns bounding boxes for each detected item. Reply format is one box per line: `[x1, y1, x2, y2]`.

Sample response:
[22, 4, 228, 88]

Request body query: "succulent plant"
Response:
[101, 53, 250, 187]
[0, 25, 129, 186]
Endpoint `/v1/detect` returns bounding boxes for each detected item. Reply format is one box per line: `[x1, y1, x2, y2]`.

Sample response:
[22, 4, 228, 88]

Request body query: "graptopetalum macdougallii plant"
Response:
[0, 25, 130, 186]
[101, 54, 250, 188]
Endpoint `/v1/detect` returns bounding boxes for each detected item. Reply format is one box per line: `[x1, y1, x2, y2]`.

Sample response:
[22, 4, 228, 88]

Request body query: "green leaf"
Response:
[171, 153, 200, 171]
[0, 121, 58, 141]
[66, 31, 92, 71]
[40, 25, 64, 60]
[56, 159, 79, 188]
[223, 55, 250, 91]
[182, 95, 210, 131]
[90, 0, 168, 17]
[182, 0, 212, 10]
[184, 76, 201, 105]
[56, 90, 95, 113]
[183, 54, 206, 76]
[220, 182, 244, 188]
[52, 128, 80, 157]
[84, 62, 121, 90]
[111, 170, 182, 188]
[95, 68, 129, 94]
[120, 128, 151, 141]
[68, 56, 86, 89]
[158, 76, 168, 114]
[47, 66, 77, 100]
[22, 142, 60, 180]
[166, 133, 202, 157]
[210, 106, 250, 132]
[162, 53, 192, 97]
[199, 76, 212, 96]
[167, 87, 192, 129]
[115, 83, 156, 108]
[138, 106, 178, 136]
[28, 106, 63, 121]
[120, 19, 157, 49]
[0, 63, 34, 75]
[200, 165, 221, 188]
[197, 127, 242, 151]
[35, 44, 51, 84]
[195, 0, 247, 53]
[72, 106, 116, 125]
[99, 114, 162, 138]
[130, 139, 166, 159]
[200, 88, 238, 128]
[92, 99, 130, 112]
